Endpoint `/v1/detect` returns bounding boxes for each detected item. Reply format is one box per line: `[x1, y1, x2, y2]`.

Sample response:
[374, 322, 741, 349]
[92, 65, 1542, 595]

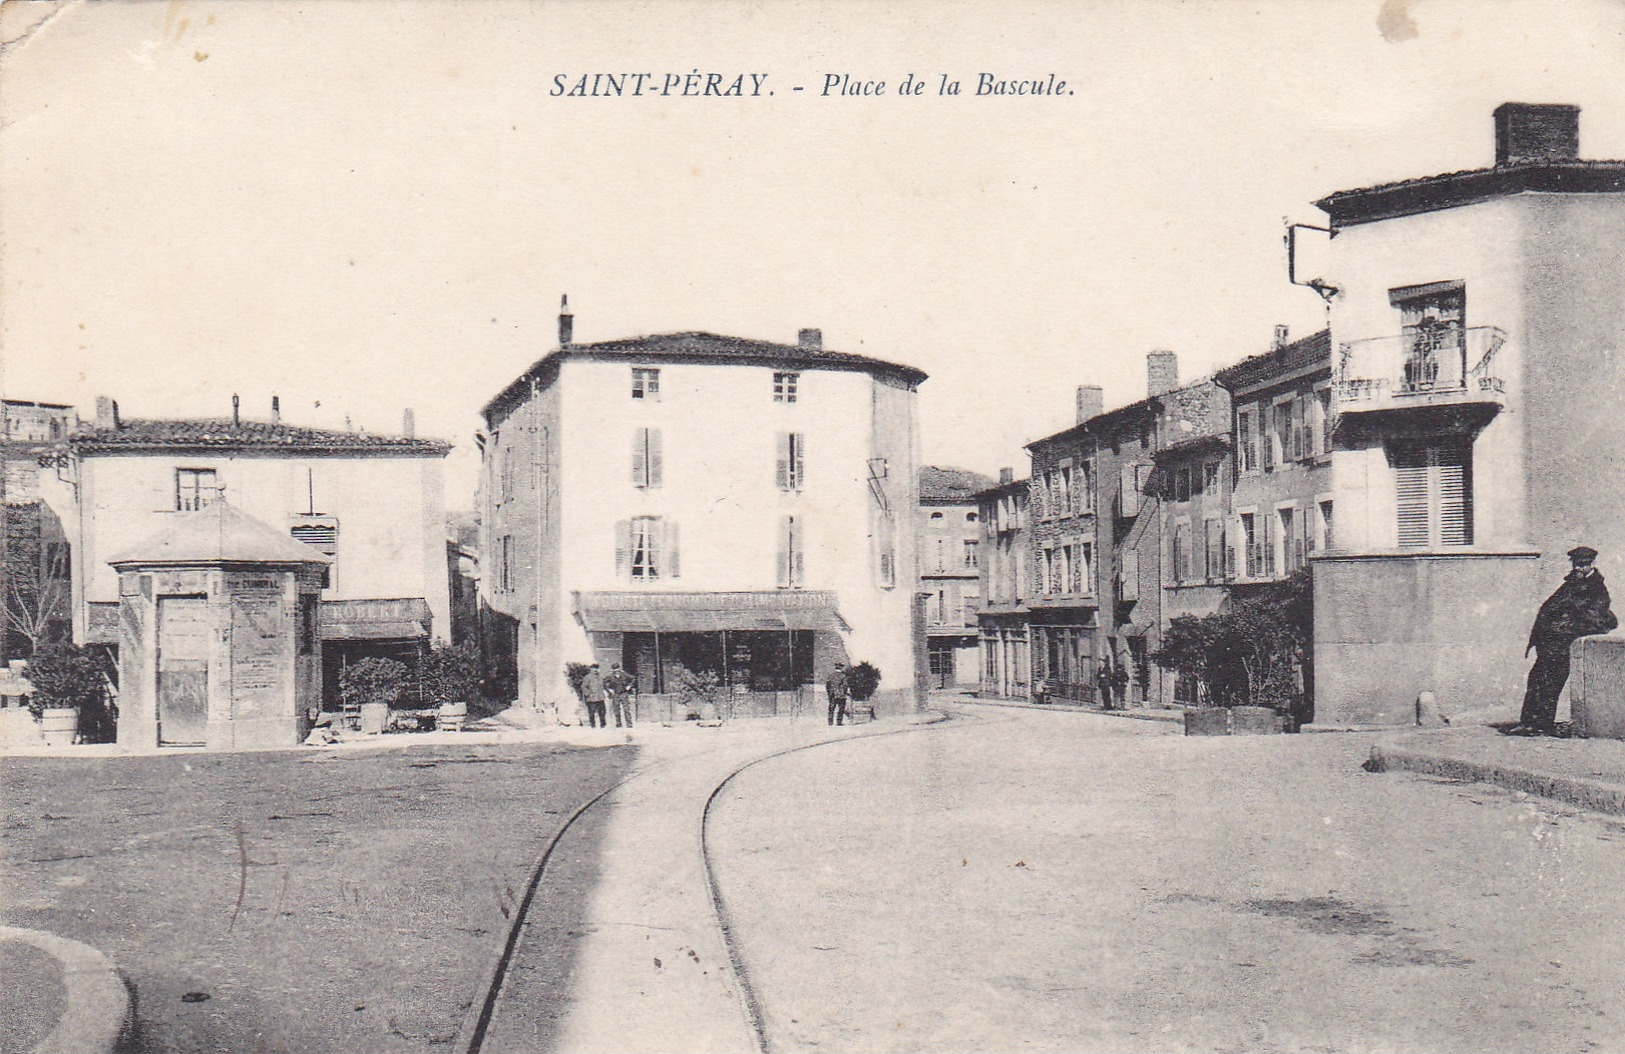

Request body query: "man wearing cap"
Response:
[1516, 546, 1618, 734]
[825, 662, 851, 726]
[580, 663, 608, 729]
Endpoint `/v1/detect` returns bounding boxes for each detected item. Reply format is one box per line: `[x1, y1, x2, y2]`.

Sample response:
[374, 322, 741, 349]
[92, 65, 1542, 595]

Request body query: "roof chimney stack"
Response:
[798, 328, 822, 350]
[1147, 350, 1179, 398]
[1494, 103, 1580, 166]
[999, 466, 1014, 485]
[558, 294, 573, 346]
[271, 395, 281, 424]
[1273, 325, 1290, 351]
[402, 408, 415, 438]
[1075, 384, 1103, 424]
[232, 394, 240, 426]
[95, 395, 116, 430]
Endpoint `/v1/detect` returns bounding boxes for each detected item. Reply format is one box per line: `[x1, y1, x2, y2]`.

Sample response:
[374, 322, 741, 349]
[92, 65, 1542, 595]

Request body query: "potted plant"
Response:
[847, 661, 881, 721]
[564, 661, 594, 726]
[674, 666, 724, 725]
[420, 641, 482, 732]
[339, 656, 409, 734]
[25, 644, 104, 746]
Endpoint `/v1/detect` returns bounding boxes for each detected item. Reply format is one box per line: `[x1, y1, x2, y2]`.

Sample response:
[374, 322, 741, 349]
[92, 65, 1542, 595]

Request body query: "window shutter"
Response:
[791, 516, 805, 584]
[1292, 398, 1307, 460]
[648, 428, 663, 488]
[632, 429, 648, 487]
[1120, 550, 1138, 600]
[1120, 467, 1140, 516]
[1394, 449, 1430, 548]
[777, 515, 791, 587]
[791, 433, 805, 489]
[615, 519, 631, 579]
[1263, 411, 1276, 470]
[664, 520, 680, 578]
[775, 433, 790, 490]
[1437, 452, 1470, 546]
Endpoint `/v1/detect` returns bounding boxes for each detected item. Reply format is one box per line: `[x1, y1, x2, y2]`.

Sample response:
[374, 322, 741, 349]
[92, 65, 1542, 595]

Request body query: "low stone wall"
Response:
[1572, 633, 1625, 739]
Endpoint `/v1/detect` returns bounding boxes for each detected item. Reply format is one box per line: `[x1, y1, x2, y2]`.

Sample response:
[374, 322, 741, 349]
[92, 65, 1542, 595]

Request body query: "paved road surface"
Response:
[709, 704, 1625, 1053]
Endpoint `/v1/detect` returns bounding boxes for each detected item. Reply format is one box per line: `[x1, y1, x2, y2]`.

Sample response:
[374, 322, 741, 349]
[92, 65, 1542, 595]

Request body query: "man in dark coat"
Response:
[580, 663, 608, 729]
[826, 663, 850, 726]
[1517, 546, 1618, 734]
[604, 662, 636, 729]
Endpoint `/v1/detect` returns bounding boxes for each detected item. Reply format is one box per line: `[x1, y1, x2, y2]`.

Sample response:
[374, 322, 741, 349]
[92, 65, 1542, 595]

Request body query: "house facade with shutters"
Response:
[1309, 102, 1625, 724]
[477, 314, 925, 720]
[44, 397, 452, 710]
[975, 469, 1033, 700]
[916, 465, 994, 689]
[1213, 329, 1334, 588]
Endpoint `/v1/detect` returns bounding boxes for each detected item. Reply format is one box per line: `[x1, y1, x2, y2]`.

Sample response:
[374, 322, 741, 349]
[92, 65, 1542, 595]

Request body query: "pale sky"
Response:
[4, 0, 1623, 507]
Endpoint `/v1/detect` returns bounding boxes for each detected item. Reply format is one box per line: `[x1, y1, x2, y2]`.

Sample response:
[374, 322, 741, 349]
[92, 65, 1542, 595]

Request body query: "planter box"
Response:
[1184, 708, 1230, 736]
[1231, 706, 1283, 735]
[38, 706, 79, 746]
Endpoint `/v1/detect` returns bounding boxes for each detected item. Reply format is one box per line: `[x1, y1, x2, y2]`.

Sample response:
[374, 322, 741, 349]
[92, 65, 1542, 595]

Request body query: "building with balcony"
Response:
[917, 465, 994, 688]
[1309, 102, 1625, 724]
[975, 469, 1032, 700]
[42, 396, 452, 714]
[477, 306, 925, 721]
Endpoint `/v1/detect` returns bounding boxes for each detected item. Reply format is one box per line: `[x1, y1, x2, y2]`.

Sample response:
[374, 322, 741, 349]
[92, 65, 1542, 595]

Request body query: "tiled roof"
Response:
[920, 465, 997, 502]
[1213, 330, 1332, 393]
[1316, 160, 1625, 227]
[73, 418, 450, 455]
[483, 330, 928, 421]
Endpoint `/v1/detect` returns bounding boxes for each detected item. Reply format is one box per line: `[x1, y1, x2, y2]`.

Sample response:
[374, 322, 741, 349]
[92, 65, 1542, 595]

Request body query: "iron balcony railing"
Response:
[1336, 325, 1507, 406]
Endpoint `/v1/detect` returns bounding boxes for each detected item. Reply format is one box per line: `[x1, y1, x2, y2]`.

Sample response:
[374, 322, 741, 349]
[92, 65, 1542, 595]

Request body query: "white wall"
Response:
[72, 452, 451, 640]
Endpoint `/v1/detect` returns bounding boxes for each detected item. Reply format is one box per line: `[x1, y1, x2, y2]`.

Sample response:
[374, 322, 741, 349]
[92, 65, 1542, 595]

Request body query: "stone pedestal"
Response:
[1571, 633, 1625, 739]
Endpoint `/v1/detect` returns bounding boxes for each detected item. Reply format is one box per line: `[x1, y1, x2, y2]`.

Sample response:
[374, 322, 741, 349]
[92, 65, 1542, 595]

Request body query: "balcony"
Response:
[1334, 326, 1507, 434]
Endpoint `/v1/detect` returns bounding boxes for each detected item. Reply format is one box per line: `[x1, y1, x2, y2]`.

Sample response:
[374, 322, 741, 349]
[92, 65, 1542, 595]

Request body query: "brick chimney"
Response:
[998, 466, 1014, 485]
[95, 395, 119, 430]
[1147, 350, 1179, 398]
[798, 328, 822, 350]
[1075, 385, 1103, 424]
[402, 408, 415, 438]
[1494, 103, 1580, 166]
[558, 294, 573, 345]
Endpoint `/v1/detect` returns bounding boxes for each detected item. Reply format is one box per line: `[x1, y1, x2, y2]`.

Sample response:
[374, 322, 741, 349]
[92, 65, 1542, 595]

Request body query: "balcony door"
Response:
[1396, 285, 1465, 392]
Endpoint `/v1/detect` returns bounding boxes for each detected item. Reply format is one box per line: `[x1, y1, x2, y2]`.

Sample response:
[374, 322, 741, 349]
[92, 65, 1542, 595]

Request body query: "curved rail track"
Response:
[454, 703, 1015, 1054]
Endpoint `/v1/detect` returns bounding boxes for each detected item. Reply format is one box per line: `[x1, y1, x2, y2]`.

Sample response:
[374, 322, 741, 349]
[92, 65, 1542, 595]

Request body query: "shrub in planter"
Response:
[847, 662, 881, 702]
[25, 644, 106, 746]
[340, 657, 409, 714]
[420, 641, 483, 707]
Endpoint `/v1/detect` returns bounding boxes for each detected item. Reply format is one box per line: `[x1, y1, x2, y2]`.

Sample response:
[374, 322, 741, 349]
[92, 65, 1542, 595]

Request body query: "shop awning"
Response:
[320, 598, 432, 641]
[573, 591, 850, 634]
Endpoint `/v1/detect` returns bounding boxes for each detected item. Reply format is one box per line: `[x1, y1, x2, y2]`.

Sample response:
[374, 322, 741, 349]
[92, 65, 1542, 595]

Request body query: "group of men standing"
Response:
[577, 662, 637, 729]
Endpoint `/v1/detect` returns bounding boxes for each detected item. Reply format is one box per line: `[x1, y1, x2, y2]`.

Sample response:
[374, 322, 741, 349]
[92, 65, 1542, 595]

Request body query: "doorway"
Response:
[157, 595, 209, 746]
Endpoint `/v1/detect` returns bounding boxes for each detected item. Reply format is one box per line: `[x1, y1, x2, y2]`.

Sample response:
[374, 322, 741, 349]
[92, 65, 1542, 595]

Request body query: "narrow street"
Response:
[708, 703, 1625, 1053]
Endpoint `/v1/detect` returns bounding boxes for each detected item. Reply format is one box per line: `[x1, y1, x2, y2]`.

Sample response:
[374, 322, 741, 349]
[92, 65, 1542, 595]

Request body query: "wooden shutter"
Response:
[1120, 467, 1140, 516]
[1394, 448, 1431, 548]
[1292, 398, 1307, 460]
[632, 428, 648, 487]
[790, 433, 805, 490]
[775, 433, 790, 490]
[777, 515, 791, 587]
[614, 519, 631, 579]
[647, 428, 663, 488]
[1437, 448, 1470, 546]
[791, 516, 804, 585]
[665, 520, 680, 578]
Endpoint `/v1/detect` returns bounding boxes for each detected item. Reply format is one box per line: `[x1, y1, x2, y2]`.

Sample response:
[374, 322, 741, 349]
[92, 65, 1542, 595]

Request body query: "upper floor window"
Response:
[632, 427, 663, 489]
[966, 511, 977, 523]
[631, 368, 661, 400]
[617, 516, 680, 581]
[963, 538, 979, 570]
[1393, 441, 1471, 548]
[176, 468, 219, 511]
[1203, 461, 1220, 496]
[776, 432, 806, 491]
[773, 372, 799, 403]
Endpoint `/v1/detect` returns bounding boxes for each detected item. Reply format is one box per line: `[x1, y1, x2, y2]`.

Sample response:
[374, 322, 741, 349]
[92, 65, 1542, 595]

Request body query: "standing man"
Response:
[580, 663, 608, 729]
[605, 662, 636, 729]
[1095, 660, 1114, 710]
[826, 662, 851, 727]
[1517, 546, 1617, 735]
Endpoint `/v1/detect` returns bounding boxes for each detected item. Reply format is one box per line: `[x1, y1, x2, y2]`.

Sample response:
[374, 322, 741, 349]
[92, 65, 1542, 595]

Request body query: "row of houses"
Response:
[972, 102, 1625, 727]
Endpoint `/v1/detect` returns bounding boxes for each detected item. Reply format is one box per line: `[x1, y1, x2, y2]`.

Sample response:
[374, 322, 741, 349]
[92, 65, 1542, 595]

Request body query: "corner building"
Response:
[478, 315, 925, 720]
[1312, 103, 1625, 724]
